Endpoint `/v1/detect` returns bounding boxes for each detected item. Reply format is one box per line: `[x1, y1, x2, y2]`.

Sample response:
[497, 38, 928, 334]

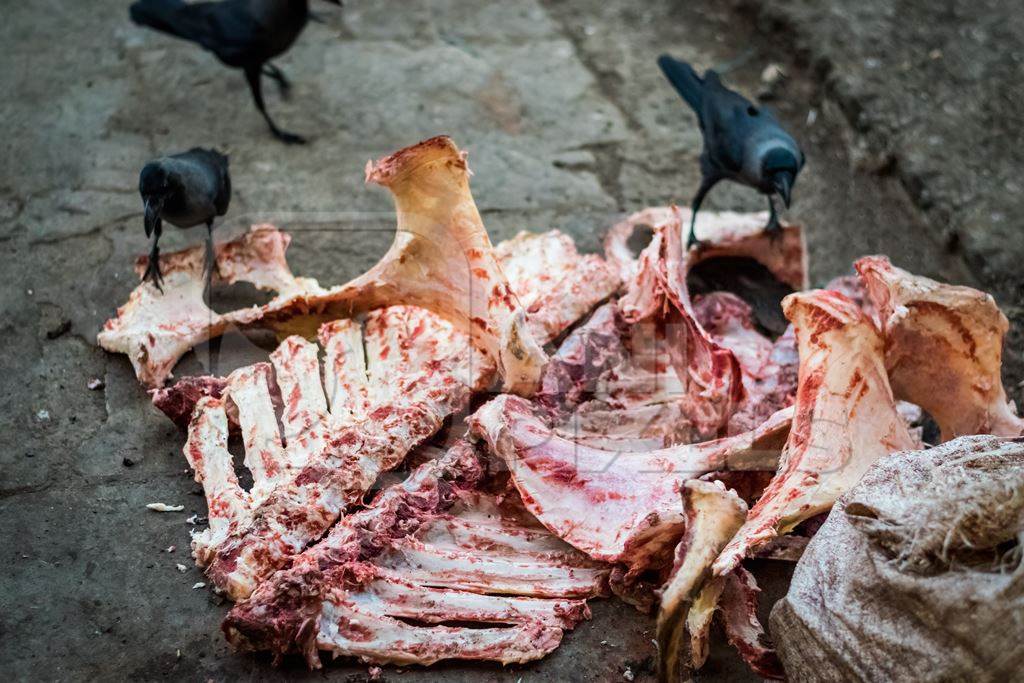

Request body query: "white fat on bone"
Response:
[469, 394, 792, 573]
[713, 289, 918, 576]
[855, 255, 1024, 441]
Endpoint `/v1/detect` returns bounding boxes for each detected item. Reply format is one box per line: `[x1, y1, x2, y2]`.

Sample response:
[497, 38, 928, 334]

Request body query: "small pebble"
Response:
[88, 378, 105, 390]
[192, 582, 206, 589]
[122, 457, 135, 467]
[36, 410, 51, 421]
[166, 545, 176, 553]
[176, 563, 187, 573]
[623, 667, 635, 681]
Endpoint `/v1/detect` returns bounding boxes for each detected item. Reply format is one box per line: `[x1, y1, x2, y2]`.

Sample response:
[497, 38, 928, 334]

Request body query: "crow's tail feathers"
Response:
[129, 0, 191, 40]
[657, 54, 705, 113]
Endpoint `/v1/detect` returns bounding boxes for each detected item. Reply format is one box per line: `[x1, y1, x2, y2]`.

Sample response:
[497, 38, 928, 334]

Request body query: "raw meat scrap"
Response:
[185, 306, 479, 600]
[718, 566, 784, 679]
[469, 394, 792, 573]
[856, 255, 1024, 441]
[98, 225, 324, 387]
[225, 442, 609, 667]
[657, 480, 747, 680]
[495, 229, 619, 344]
[714, 289, 918, 576]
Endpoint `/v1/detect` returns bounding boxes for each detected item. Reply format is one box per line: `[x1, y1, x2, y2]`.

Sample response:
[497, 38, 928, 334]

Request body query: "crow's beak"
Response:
[772, 173, 793, 209]
[144, 197, 162, 238]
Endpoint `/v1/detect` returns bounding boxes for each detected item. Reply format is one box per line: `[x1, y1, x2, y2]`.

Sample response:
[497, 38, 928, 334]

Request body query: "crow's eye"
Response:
[747, 106, 759, 116]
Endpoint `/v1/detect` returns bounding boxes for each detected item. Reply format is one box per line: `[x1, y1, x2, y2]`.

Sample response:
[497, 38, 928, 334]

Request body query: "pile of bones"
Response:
[99, 136, 1024, 678]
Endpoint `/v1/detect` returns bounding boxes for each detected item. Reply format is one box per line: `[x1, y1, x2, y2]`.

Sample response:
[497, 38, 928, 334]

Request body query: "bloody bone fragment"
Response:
[855, 255, 1024, 441]
[656, 480, 747, 681]
[604, 206, 807, 293]
[718, 566, 784, 679]
[151, 375, 230, 429]
[469, 394, 791, 573]
[495, 230, 620, 344]
[224, 442, 609, 667]
[713, 289, 917, 576]
[616, 207, 745, 436]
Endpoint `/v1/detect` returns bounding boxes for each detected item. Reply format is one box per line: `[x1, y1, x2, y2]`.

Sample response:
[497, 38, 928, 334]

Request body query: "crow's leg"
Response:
[202, 219, 215, 305]
[261, 63, 291, 99]
[765, 194, 782, 244]
[142, 219, 164, 292]
[687, 176, 717, 250]
[244, 66, 306, 145]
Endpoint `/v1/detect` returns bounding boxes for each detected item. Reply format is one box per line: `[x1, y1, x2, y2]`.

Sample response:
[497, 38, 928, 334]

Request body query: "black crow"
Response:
[657, 54, 805, 248]
[130, 0, 341, 144]
[139, 148, 231, 292]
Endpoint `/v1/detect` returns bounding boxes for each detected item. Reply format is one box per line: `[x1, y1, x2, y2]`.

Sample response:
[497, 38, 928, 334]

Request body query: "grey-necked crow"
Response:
[130, 0, 341, 144]
[139, 147, 231, 291]
[658, 54, 804, 248]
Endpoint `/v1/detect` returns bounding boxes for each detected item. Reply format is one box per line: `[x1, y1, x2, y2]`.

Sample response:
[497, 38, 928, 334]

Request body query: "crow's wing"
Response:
[132, 0, 276, 66]
[701, 72, 753, 174]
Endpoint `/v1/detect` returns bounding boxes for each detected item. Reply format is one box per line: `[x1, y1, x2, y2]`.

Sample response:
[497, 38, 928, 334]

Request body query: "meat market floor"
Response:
[1, 0, 1018, 681]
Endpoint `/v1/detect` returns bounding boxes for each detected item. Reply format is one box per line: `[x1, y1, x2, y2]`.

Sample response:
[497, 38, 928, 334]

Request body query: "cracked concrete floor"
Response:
[0, 0, 996, 680]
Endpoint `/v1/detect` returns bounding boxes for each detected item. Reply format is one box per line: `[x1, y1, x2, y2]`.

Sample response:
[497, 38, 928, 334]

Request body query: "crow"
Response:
[139, 148, 231, 292]
[657, 54, 805, 249]
[129, 0, 341, 144]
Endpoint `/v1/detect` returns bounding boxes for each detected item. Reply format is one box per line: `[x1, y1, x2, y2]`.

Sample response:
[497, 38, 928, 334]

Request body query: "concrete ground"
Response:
[0, 0, 1019, 681]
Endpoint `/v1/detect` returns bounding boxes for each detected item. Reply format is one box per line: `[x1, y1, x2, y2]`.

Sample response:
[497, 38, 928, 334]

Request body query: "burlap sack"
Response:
[770, 435, 1024, 682]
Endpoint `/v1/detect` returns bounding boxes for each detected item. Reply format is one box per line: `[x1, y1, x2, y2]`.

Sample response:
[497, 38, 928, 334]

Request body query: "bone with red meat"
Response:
[186, 306, 479, 599]
[855, 255, 1024, 441]
[469, 394, 792, 575]
[713, 289, 918, 576]
[97, 225, 325, 387]
[224, 441, 609, 667]
[101, 137, 619, 394]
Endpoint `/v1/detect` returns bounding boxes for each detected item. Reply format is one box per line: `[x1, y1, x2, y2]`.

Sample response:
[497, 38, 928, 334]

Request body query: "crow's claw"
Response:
[142, 253, 164, 293]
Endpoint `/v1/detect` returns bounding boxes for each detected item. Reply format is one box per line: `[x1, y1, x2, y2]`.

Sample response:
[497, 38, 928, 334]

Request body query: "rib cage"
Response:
[185, 306, 481, 599]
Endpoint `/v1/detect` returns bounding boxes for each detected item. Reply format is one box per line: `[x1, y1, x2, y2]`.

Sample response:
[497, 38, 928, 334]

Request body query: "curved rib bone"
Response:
[713, 290, 917, 576]
[855, 255, 1024, 441]
[469, 394, 791, 572]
